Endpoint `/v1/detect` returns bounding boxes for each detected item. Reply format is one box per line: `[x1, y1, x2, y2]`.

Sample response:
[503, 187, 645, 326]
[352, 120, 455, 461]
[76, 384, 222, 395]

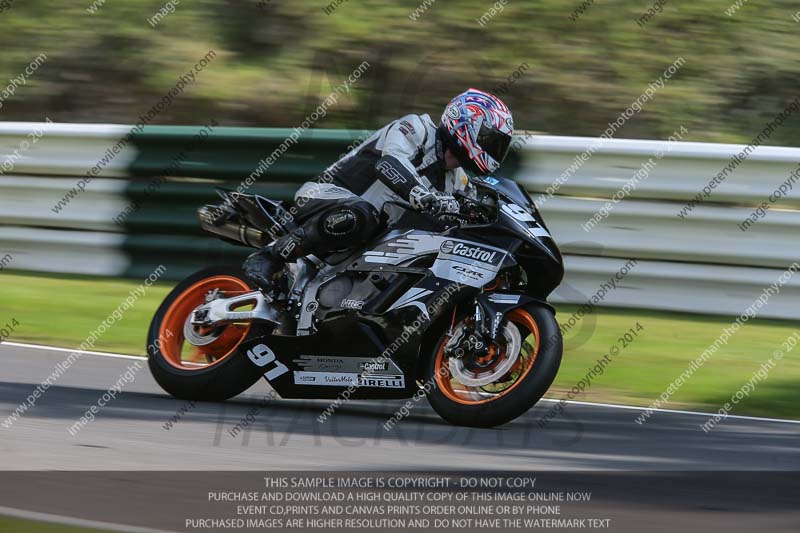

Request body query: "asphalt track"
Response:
[1, 341, 798, 471]
[1, 341, 799, 533]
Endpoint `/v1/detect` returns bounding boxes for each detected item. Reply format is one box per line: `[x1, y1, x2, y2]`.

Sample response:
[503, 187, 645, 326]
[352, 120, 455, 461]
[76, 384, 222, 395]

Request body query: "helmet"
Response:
[438, 88, 514, 175]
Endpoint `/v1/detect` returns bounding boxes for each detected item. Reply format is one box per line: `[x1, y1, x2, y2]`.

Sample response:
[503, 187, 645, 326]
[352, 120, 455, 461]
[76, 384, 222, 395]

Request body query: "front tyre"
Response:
[425, 304, 562, 428]
[147, 266, 265, 401]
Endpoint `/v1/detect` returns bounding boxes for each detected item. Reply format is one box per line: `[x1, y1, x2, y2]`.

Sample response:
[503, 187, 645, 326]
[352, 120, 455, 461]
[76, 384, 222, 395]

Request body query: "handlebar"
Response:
[382, 198, 490, 225]
[383, 199, 415, 211]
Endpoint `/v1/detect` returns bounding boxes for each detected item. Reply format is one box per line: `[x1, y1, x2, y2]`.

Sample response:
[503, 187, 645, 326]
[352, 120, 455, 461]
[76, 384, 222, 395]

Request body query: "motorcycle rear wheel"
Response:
[425, 304, 562, 428]
[147, 266, 266, 401]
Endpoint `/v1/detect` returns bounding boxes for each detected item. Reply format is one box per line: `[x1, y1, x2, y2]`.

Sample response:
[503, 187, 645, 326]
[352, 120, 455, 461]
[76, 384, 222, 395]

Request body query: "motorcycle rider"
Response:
[244, 88, 515, 288]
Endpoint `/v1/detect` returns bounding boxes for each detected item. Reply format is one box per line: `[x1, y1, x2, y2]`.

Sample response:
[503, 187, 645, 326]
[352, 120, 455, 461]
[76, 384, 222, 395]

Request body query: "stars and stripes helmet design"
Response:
[438, 88, 514, 175]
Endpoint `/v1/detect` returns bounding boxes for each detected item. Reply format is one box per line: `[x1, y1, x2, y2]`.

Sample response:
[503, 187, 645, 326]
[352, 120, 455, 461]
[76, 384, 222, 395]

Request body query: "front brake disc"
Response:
[448, 321, 521, 387]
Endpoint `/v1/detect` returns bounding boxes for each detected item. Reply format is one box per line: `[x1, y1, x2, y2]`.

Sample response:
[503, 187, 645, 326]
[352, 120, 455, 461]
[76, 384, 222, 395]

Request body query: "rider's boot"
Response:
[243, 230, 305, 291]
[243, 248, 277, 290]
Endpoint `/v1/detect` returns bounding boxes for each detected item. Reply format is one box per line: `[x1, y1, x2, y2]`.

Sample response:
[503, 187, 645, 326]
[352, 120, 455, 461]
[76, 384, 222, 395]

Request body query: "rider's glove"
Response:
[433, 192, 461, 215]
[409, 185, 460, 215]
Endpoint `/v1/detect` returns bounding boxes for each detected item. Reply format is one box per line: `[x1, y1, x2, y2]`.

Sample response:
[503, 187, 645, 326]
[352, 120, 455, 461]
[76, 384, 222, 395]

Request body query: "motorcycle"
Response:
[146, 174, 564, 427]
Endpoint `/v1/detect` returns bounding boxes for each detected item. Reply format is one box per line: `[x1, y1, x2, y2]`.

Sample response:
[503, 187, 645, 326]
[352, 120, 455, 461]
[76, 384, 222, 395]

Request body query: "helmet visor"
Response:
[477, 123, 512, 165]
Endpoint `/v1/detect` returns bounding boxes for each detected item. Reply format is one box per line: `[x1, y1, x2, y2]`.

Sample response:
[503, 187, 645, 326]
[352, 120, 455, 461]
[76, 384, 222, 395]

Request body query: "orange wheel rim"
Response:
[158, 276, 252, 370]
[434, 308, 540, 405]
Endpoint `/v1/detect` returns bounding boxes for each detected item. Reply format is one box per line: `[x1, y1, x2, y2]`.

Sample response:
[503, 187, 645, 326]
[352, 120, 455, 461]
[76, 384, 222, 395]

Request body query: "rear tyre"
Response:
[147, 266, 266, 401]
[425, 304, 562, 428]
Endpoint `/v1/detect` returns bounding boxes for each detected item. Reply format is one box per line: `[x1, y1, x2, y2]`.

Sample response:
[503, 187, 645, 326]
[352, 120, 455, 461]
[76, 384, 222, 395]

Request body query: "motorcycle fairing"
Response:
[350, 230, 511, 288]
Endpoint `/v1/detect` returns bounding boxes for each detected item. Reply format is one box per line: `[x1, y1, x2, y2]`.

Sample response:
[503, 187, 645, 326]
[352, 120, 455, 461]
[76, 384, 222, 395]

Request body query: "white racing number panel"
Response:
[291, 355, 406, 389]
[500, 203, 551, 239]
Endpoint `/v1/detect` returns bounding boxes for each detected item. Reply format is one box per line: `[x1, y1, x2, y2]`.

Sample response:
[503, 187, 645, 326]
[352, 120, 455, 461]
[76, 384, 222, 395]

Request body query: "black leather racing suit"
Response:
[248, 114, 472, 283]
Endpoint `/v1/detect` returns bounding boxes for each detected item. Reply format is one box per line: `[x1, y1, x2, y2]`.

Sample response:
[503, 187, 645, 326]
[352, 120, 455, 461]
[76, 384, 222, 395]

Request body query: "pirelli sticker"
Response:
[293, 371, 405, 389]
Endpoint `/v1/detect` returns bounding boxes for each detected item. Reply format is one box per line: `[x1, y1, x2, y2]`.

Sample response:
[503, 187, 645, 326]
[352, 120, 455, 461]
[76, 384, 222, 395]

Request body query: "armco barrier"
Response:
[1, 122, 798, 319]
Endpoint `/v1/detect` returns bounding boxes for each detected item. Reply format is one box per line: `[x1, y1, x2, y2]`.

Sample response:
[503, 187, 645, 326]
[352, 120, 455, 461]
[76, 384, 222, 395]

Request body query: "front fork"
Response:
[473, 292, 553, 341]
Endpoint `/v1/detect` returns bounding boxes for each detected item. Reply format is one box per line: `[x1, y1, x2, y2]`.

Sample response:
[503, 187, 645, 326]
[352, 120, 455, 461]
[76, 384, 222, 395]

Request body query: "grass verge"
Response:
[0, 515, 113, 533]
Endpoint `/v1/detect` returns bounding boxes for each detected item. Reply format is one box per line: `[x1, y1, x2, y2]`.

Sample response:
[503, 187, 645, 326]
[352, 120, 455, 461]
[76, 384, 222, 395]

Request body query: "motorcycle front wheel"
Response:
[425, 304, 562, 428]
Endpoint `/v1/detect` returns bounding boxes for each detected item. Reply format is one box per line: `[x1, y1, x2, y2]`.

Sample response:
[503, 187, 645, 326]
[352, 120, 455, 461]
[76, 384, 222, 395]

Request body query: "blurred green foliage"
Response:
[1, 0, 799, 144]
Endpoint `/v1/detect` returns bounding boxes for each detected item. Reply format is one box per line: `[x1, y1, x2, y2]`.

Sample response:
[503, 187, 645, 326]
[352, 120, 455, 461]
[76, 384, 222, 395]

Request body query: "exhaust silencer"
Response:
[197, 205, 269, 248]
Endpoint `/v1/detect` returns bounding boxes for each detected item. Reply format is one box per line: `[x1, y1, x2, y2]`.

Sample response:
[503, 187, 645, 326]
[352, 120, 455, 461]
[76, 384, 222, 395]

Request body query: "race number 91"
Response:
[247, 344, 289, 380]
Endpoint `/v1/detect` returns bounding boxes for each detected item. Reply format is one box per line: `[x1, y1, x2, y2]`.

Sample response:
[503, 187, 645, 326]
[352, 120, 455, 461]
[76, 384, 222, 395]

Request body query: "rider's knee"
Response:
[319, 201, 377, 241]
